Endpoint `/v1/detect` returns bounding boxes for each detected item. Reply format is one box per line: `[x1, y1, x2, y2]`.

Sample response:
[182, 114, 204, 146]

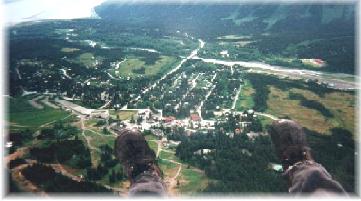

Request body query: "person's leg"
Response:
[114, 129, 167, 196]
[268, 119, 346, 194]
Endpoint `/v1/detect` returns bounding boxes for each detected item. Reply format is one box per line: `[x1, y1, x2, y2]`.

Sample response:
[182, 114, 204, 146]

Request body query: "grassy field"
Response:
[159, 150, 180, 163]
[291, 88, 355, 133]
[8, 97, 70, 131]
[147, 140, 158, 153]
[159, 159, 178, 170]
[84, 119, 98, 127]
[78, 53, 94, 65]
[61, 47, 80, 53]
[144, 134, 159, 141]
[84, 130, 115, 148]
[158, 159, 180, 184]
[236, 80, 255, 111]
[179, 167, 208, 194]
[98, 163, 125, 188]
[216, 35, 251, 40]
[109, 110, 137, 120]
[266, 86, 355, 135]
[111, 55, 178, 77]
[81, 130, 115, 166]
[76, 52, 101, 68]
[258, 116, 274, 130]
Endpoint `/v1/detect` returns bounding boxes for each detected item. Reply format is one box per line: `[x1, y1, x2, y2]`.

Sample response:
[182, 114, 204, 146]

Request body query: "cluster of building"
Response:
[55, 95, 264, 142]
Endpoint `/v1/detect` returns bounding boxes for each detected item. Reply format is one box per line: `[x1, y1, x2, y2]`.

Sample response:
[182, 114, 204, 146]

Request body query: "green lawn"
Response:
[8, 97, 69, 131]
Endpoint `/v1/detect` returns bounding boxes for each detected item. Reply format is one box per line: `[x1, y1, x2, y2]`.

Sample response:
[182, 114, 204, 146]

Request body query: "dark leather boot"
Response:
[114, 129, 162, 184]
[268, 119, 313, 171]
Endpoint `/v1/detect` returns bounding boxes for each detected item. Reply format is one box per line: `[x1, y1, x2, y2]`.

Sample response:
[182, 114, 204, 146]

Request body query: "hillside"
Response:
[95, 3, 355, 73]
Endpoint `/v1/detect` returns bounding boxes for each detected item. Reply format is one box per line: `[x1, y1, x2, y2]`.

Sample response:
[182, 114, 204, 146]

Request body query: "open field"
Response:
[290, 88, 355, 133]
[266, 86, 355, 135]
[75, 52, 101, 67]
[109, 110, 137, 120]
[78, 53, 94, 65]
[179, 167, 208, 194]
[61, 48, 80, 53]
[83, 130, 115, 148]
[159, 150, 180, 163]
[258, 116, 274, 130]
[236, 80, 255, 111]
[147, 140, 158, 153]
[143, 134, 207, 194]
[111, 55, 179, 77]
[159, 159, 178, 170]
[144, 134, 159, 141]
[216, 35, 252, 40]
[8, 97, 70, 131]
[267, 86, 333, 134]
[81, 130, 115, 166]
[98, 163, 124, 188]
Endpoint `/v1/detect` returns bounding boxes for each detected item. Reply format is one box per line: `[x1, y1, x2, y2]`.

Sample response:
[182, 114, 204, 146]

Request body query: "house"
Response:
[268, 163, 283, 172]
[90, 109, 109, 119]
[190, 113, 201, 122]
[193, 149, 215, 159]
[174, 120, 185, 127]
[163, 116, 176, 123]
[194, 149, 214, 155]
[246, 131, 267, 140]
[151, 128, 164, 137]
[5, 142, 13, 148]
[220, 50, 229, 58]
[167, 140, 181, 148]
[110, 123, 126, 133]
[247, 109, 254, 115]
[201, 120, 216, 130]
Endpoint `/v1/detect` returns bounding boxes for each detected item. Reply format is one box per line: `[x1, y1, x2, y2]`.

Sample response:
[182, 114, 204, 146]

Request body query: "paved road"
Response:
[231, 84, 242, 110]
[254, 112, 279, 120]
[196, 73, 217, 121]
[124, 39, 206, 109]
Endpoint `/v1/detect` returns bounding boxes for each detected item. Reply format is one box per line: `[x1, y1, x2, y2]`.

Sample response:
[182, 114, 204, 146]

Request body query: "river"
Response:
[193, 56, 358, 90]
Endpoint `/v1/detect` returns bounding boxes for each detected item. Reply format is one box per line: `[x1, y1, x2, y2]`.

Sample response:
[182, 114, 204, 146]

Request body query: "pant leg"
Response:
[284, 161, 346, 194]
[128, 172, 167, 196]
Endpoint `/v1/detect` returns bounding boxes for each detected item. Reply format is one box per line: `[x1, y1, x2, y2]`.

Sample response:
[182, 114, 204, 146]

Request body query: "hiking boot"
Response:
[114, 129, 162, 184]
[268, 119, 313, 170]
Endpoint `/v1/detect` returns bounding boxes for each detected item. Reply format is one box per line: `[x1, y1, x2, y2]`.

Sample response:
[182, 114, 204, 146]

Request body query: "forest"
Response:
[171, 123, 355, 193]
